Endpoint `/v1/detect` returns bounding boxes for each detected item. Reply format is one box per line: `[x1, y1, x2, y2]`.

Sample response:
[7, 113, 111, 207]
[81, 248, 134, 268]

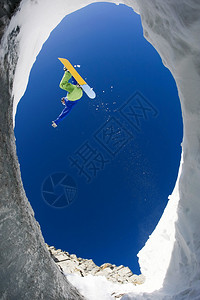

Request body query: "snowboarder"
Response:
[52, 67, 83, 128]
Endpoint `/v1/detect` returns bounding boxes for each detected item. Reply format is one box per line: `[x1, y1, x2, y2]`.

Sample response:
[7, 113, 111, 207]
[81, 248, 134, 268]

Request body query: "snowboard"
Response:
[58, 58, 96, 99]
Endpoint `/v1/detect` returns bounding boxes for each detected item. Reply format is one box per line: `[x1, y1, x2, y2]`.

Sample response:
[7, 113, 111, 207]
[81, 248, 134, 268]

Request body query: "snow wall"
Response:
[0, 0, 200, 299]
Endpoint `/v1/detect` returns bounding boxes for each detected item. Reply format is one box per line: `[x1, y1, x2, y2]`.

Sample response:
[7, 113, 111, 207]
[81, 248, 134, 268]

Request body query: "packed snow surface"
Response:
[1, 0, 200, 299]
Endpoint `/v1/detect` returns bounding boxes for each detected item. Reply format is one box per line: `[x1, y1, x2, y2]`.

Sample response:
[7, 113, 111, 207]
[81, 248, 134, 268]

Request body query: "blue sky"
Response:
[14, 3, 183, 274]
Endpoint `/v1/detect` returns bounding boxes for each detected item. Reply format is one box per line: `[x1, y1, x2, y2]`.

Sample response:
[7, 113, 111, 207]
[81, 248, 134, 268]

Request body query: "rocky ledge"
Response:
[47, 245, 145, 286]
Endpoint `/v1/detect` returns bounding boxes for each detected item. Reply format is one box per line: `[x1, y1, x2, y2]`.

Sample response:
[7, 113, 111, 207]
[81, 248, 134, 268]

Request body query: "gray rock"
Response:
[47, 245, 145, 286]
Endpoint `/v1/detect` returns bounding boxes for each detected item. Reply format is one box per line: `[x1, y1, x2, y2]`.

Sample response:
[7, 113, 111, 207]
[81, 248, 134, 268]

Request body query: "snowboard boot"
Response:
[63, 66, 69, 72]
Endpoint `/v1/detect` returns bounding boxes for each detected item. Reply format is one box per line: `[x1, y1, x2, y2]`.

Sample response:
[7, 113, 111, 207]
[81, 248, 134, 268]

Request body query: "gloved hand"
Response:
[52, 121, 57, 128]
[61, 97, 65, 105]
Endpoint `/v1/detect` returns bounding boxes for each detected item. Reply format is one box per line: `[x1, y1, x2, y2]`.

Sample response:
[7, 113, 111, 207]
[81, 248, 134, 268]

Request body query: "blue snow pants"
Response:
[53, 76, 80, 125]
[53, 97, 79, 125]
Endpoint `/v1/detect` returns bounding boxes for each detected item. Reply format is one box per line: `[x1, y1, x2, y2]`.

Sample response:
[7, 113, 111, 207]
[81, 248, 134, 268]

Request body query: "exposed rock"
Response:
[47, 244, 145, 286]
[0, 0, 21, 40]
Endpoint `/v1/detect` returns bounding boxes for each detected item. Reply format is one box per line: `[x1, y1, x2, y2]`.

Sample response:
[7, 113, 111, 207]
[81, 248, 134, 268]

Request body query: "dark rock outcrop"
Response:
[0, 0, 21, 39]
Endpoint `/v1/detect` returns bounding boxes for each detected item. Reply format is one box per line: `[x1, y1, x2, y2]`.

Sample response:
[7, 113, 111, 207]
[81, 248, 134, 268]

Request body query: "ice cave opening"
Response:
[1, 1, 200, 299]
[14, 1, 182, 280]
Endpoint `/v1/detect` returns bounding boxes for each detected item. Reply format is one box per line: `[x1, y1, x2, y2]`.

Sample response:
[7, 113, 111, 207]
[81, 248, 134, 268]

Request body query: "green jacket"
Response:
[59, 71, 83, 101]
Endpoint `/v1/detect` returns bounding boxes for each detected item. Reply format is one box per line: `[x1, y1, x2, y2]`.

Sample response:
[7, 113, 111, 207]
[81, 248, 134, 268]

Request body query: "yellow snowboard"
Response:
[58, 58, 96, 99]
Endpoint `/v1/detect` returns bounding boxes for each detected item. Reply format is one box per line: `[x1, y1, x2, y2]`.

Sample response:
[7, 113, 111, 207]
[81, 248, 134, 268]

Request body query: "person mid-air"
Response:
[52, 67, 83, 128]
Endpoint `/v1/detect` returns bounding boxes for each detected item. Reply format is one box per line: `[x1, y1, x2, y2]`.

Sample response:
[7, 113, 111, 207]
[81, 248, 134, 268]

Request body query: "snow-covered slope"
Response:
[0, 0, 200, 299]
